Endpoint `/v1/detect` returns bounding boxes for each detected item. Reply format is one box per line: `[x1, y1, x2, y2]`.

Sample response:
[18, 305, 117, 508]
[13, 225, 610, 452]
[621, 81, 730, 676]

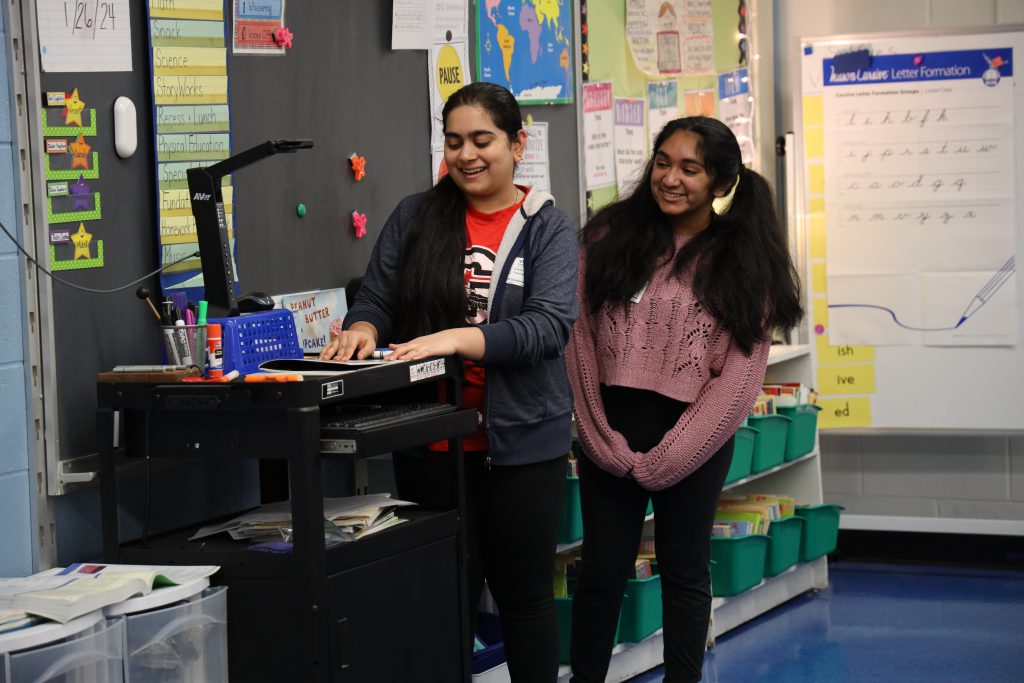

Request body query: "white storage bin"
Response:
[1, 615, 123, 683]
[112, 585, 227, 683]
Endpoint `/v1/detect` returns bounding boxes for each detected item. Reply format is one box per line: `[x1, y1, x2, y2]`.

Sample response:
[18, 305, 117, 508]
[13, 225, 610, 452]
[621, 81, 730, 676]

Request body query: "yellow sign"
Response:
[818, 363, 877, 394]
[803, 95, 824, 126]
[808, 163, 825, 195]
[71, 223, 93, 259]
[809, 212, 826, 258]
[812, 262, 827, 293]
[436, 45, 465, 101]
[818, 397, 873, 429]
[816, 336, 876, 364]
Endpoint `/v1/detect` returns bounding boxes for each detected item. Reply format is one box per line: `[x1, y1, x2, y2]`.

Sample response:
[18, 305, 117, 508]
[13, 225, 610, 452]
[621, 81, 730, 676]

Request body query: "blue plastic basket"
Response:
[208, 309, 302, 375]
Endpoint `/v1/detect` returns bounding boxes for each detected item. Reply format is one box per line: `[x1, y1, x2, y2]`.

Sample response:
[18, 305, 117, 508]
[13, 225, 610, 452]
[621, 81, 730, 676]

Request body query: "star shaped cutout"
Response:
[70, 222, 93, 259]
[274, 27, 293, 49]
[69, 134, 91, 170]
[350, 154, 366, 181]
[64, 88, 86, 127]
[69, 174, 93, 210]
[352, 211, 368, 238]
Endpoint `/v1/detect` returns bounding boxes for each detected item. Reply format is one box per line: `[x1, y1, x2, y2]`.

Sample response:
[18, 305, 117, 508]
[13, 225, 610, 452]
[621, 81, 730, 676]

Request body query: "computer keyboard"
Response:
[321, 403, 458, 432]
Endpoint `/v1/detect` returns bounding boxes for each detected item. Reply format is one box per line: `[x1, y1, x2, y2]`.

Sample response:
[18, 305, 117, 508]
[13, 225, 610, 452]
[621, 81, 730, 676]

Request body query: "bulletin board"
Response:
[799, 26, 1024, 431]
[585, 0, 757, 213]
[39, 1, 583, 464]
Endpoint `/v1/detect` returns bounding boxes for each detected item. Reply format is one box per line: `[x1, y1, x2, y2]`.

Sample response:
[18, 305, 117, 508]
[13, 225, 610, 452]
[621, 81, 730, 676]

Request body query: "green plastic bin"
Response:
[794, 504, 844, 561]
[619, 575, 663, 642]
[560, 477, 583, 544]
[710, 534, 769, 596]
[747, 414, 791, 473]
[778, 404, 821, 461]
[725, 425, 758, 484]
[555, 594, 621, 664]
[764, 515, 803, 577]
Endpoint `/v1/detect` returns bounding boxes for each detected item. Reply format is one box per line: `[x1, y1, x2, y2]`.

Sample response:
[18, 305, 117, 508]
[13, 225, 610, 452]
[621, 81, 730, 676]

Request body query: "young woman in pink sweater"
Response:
[566, 117, 803, 682]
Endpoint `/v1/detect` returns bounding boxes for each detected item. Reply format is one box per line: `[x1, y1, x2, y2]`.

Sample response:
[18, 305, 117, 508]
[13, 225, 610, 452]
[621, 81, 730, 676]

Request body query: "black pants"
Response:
[395, 450, 566, 683]
[570, 386, 733, 683]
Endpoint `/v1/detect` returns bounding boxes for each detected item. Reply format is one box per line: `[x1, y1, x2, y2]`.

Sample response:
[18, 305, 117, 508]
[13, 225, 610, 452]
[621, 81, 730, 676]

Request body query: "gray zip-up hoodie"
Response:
[344, 189, 579, 466]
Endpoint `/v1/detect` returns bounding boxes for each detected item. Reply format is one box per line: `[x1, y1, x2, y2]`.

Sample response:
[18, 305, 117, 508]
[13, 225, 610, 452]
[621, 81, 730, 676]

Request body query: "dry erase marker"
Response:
[371, 348, 393, 359]
[174, 320, 194, 366]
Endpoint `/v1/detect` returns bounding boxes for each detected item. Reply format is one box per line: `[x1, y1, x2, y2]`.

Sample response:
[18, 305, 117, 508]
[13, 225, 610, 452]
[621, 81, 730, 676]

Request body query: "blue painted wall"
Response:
[0, 3, 36, 577]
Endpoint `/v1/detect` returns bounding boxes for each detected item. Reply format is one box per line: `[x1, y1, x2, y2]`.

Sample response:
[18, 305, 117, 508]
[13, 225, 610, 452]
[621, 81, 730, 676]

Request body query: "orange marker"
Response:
[244, 374, 304, 382]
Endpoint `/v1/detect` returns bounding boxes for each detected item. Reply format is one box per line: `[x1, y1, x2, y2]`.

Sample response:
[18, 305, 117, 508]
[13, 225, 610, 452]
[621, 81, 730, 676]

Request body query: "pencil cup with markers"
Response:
[161, 324, 207, 369]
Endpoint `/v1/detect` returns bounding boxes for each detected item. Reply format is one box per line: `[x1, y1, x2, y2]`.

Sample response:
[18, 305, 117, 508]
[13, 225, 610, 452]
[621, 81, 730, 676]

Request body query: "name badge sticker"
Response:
[630, 283, 648, 304]
[506, 257, 525, 287]
[409, 358, 446, 382]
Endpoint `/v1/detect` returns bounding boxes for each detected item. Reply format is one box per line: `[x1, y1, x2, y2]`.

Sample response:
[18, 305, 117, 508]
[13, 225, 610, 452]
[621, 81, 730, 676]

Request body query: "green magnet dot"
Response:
[296, 203, 307, 217]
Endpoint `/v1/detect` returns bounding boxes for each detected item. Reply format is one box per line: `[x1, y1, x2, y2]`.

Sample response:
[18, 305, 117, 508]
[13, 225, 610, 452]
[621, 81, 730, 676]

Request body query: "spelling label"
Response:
[409, 358, 446, 383]
[506, 257, 525, 287]
[322, 379, 344, 400]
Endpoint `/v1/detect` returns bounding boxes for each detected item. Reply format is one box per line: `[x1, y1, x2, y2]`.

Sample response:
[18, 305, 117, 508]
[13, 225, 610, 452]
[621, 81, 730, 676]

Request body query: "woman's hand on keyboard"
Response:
[321, 323, 377, 360]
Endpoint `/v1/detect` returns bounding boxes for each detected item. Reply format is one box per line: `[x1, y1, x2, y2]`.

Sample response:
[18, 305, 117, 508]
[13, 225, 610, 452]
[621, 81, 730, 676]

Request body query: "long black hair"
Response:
[393, 82, 524, 341]
[582, 116, 802, 354]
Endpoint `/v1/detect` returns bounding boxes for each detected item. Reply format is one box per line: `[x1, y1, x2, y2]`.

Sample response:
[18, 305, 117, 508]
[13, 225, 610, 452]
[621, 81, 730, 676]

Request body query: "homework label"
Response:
[409, 358, 446, 383]
[818, 397, 872, 429]
[322, 379, 344, 400]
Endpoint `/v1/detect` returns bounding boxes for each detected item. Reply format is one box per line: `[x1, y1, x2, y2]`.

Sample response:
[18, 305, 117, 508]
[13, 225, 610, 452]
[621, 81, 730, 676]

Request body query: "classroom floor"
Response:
[626, 561, 1024, 683]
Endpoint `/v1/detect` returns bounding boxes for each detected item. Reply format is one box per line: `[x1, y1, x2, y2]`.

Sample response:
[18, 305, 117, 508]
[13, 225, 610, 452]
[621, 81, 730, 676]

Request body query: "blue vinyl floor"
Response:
[627, 561, 1024, 683]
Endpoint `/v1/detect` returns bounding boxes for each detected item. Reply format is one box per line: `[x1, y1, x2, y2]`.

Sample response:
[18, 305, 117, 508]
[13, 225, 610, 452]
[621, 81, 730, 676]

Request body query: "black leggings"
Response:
[570, 386, 733, 683]
[394, 450, 566, 682]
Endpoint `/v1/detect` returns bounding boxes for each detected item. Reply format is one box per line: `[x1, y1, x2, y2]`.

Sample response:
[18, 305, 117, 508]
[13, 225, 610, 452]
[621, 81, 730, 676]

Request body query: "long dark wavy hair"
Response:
[393, 82, 524, 341]
[582, 116, 803, 354]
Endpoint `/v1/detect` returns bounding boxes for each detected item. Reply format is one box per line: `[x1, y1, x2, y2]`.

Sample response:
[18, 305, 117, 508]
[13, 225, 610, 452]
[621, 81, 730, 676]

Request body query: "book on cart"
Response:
[0, 563, 219, 624]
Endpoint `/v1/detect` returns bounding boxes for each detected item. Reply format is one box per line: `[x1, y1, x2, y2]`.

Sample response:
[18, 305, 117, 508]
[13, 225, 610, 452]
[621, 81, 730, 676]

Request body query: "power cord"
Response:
[0, 218, 199, 292]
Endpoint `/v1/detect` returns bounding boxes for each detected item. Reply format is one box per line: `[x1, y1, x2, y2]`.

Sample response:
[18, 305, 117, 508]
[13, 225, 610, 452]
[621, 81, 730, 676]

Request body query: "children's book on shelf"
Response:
[0, 564, 219, 624]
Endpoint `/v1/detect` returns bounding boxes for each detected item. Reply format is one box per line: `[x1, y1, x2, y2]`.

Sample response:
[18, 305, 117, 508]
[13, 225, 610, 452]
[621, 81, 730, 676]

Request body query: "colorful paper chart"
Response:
[45, 153, 100, 180]
[47, 194, 102, 223]
[41, 109, 98, 136]
[49, 241, 105, 270]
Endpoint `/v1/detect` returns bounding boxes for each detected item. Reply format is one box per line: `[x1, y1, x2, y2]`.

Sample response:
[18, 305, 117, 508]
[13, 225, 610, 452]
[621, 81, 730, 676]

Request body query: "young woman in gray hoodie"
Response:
[322, 82, 578, 682]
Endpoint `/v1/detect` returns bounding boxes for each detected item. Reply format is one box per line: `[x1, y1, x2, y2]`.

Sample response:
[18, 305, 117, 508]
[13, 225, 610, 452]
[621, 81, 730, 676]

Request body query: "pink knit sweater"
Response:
[566, 239, 770, 491]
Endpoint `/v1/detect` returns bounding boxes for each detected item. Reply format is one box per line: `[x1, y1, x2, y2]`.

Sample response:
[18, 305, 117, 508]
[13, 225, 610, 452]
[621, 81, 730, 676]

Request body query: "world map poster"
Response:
[475, 0, 574, 104]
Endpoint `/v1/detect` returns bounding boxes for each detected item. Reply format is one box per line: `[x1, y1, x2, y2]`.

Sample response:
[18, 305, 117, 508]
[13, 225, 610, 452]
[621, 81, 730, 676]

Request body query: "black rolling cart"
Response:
[96, 358, 477, 682]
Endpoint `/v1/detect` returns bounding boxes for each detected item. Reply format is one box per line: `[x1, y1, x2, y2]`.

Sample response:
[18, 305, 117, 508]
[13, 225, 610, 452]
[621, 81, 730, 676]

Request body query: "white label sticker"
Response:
[506, 257, 525, 287]
[409, 358, 446, 382]
[321, 379, 344, 400]
[630, 283, 648, 303]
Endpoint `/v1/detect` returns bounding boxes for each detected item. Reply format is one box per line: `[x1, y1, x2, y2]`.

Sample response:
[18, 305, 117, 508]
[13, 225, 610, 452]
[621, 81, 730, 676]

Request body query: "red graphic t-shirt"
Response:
[432, 187, 528, 452]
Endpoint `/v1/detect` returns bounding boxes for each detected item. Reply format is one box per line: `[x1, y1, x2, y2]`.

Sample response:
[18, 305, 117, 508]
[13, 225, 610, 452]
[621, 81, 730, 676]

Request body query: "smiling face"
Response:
[650, 129, 727, 236]
[443, 104, 527, 212]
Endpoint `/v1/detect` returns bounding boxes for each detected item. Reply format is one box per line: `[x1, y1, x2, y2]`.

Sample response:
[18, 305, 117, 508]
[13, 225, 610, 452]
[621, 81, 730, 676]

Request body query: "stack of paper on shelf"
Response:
[189, 494, 416, 543]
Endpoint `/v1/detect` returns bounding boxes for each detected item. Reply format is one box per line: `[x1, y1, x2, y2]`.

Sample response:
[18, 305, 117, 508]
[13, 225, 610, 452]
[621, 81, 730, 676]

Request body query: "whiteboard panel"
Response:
[799, 27, 1024, 431]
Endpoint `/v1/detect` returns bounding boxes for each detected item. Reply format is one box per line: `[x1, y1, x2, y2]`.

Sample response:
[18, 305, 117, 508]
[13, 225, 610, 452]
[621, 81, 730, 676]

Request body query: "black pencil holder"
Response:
[162, 324, 208, 369]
